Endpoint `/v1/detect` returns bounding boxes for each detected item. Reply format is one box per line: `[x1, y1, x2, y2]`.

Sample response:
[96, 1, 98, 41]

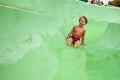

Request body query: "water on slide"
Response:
[0, 0, 120, 80]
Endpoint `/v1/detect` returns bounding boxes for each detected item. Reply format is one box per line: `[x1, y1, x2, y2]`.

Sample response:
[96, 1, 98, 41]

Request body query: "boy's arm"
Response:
[81, 30, 86, 46]
[66, 26, 75, 40]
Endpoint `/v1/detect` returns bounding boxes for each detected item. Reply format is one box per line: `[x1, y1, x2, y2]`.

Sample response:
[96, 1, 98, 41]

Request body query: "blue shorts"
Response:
[70, 35, 79, 43]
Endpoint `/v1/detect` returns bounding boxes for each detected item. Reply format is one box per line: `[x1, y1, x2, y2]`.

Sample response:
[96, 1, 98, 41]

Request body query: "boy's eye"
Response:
[81, 20, 85, 23]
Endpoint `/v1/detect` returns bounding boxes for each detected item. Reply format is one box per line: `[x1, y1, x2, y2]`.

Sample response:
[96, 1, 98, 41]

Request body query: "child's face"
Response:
[79, 17, 86, 26]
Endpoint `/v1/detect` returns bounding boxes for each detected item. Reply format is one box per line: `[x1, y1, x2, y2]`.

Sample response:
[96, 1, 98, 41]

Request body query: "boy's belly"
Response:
[73, 34, 81, 39]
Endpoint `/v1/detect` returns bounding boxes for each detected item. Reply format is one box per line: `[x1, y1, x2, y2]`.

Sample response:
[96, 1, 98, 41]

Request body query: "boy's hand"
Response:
[65, 38, 68, 41]
[81, 44, 86, 46]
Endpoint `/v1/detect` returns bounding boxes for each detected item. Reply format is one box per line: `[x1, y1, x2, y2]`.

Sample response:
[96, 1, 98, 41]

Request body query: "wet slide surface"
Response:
[0, 0, 120, 80]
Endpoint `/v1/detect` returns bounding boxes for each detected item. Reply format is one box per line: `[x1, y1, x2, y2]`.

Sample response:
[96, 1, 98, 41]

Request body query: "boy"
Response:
[66, 16, 88, 48]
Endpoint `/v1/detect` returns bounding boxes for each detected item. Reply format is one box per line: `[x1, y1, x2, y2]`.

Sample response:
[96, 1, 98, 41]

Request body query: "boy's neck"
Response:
[79, 24, 83, 28]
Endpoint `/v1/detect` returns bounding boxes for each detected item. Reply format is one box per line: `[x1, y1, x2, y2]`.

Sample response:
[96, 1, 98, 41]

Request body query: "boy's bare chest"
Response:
[74, 27, 84, 33]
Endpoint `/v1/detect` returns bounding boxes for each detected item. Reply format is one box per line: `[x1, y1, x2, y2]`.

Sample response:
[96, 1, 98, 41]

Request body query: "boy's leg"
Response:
[74, 40, 80, 48]
[67, 38, 73, 46]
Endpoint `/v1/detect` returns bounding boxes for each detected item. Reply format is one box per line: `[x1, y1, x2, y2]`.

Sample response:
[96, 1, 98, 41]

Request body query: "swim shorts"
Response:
[70, 35, 79, 43]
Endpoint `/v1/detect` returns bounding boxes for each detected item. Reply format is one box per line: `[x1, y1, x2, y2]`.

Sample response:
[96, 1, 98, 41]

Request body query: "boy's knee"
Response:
[67, 39, 72, 46]
[74, 42, 80, 48]
[74, 44, 79, 48]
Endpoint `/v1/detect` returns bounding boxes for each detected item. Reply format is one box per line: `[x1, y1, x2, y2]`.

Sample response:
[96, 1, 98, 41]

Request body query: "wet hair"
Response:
[79, 16, 88, 24]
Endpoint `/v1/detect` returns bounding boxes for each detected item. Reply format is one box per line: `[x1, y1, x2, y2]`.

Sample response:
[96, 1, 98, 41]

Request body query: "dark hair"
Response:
[79, 16, 88, 24]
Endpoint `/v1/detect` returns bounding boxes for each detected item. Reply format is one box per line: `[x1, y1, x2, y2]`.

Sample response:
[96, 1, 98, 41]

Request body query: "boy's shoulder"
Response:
[73, 25, 79, 27]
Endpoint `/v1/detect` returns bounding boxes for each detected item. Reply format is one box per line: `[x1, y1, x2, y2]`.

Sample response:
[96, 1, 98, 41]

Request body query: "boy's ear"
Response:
[79, 18, 81, 22]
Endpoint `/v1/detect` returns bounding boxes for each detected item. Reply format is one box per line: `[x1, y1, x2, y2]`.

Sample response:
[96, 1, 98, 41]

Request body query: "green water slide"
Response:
[0, 0, 120, 80]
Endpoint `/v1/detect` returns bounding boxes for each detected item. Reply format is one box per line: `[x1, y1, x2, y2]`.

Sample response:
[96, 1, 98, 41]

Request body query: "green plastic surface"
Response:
[0, 0, 120, 80]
